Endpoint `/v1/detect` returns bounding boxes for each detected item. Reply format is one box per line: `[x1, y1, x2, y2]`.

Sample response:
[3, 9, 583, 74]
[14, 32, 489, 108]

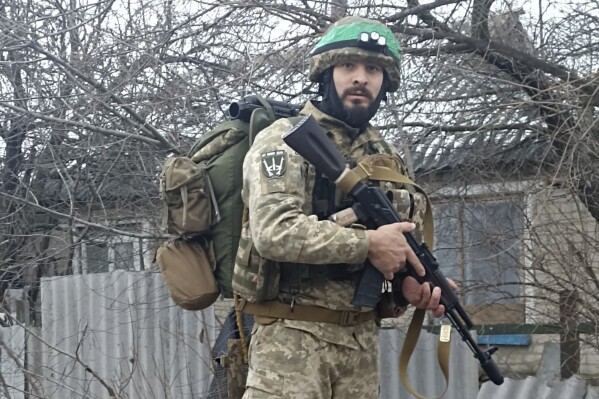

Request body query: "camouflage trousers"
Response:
[242, 320, 379, 399]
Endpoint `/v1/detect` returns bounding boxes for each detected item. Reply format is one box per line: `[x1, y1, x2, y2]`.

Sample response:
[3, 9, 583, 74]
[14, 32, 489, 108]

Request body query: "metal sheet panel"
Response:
[38, 271, 599, 399]
[0, 325, 25, 399]
[478, 376, 595, 399]
[379, 327, 479, 399]
[40, 270, 216, 399]
[587, 385, 599, 399]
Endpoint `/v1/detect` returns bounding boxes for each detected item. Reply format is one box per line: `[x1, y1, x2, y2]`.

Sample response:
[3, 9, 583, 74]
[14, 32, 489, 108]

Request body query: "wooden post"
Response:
[559, 290, 580, 378]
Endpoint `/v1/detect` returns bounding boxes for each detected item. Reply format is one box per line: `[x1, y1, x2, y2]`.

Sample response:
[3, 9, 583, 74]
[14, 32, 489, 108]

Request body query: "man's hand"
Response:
[401, 276, 458, 318]
[367, 222, 426, 280]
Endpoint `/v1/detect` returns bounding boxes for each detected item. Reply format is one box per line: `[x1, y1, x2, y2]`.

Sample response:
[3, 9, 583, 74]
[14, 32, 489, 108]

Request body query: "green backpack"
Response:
[158, 95, 300, 301]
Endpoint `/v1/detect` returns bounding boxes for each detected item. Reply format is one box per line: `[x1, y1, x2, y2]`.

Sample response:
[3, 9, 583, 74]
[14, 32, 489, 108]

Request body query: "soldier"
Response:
[233, 16, 451, 399]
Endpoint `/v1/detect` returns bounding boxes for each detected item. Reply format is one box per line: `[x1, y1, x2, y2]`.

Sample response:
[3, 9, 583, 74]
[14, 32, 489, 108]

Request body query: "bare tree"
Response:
[0, 0, 598, 393]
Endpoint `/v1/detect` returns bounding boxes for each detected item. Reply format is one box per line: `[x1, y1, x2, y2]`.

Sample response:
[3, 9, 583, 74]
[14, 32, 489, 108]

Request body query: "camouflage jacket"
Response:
[239, 101, 419, 349]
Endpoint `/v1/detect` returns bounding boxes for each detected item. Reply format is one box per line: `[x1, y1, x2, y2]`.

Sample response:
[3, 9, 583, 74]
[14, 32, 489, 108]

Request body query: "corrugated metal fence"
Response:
[380, 327, 478, 399]
[37, 271, 216, 399]
[479, 376, 599, 399]
[0, 325, 25, 399]
[0, 271, 484, 398]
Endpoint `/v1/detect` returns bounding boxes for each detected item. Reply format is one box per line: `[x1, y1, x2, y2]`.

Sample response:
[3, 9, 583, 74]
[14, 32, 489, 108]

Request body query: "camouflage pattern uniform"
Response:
[241, 102, 411, 399]
[238, 15, 427, 399]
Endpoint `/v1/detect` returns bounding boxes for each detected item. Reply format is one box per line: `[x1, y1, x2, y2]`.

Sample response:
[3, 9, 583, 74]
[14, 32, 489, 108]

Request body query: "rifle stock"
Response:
[283, 115, 504, 386]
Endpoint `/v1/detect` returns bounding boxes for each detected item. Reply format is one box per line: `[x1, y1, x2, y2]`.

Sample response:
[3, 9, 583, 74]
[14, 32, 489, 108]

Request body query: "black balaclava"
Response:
[315, 67, 389, 131]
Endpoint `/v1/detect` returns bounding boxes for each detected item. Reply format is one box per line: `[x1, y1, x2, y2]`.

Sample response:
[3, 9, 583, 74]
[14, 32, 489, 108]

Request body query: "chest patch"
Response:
[261, 150, 287, 178]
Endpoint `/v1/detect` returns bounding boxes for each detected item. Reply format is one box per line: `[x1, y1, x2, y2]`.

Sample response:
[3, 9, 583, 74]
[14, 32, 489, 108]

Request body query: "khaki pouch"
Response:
[155, 238, 220, 310]
[159, 156, 218, 235]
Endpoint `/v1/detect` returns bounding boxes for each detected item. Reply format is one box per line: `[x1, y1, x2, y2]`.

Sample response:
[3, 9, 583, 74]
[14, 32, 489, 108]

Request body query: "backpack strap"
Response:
[247, 94, 274, 145]
[249, 107, 274, 146]
[252, 94, 276, 121]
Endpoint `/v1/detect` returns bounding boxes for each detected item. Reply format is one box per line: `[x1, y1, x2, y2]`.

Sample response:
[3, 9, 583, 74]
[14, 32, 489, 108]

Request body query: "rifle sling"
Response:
[350, 163, 449, 398]
[400, 308, 451, 399]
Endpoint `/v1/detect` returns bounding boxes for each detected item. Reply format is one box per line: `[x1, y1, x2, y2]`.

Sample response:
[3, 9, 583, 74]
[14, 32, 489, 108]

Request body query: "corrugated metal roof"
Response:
[479, 376, 599, 399]
[411, 129, 551, 175]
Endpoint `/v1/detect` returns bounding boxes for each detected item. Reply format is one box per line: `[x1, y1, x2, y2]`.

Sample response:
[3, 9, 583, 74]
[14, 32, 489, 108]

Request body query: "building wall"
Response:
[25, 211, 161, 281]
[424, 178, 599, 378]
[530, 187, 598, 331]
[492, 184, 599, 378]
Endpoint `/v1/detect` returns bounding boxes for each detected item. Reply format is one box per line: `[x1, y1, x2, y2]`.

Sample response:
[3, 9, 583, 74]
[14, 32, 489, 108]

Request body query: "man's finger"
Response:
[417, 283, 431, 307]
[432, 305, 445, 318]
[398, 222, 416, 233]
[429, 286, 441, 309]
[447, 278, 458, 291]
[406, 251, 425, 277]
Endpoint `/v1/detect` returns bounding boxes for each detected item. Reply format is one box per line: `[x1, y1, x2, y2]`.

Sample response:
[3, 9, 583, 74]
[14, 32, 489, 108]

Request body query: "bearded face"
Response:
[332, 62, 384, 128]
[340, 85, 375, 127]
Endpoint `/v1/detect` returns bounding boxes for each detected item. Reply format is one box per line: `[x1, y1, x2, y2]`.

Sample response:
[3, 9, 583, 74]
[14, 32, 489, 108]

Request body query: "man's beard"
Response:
[341, 87, 374, 128]
[343, 103, 371, 128]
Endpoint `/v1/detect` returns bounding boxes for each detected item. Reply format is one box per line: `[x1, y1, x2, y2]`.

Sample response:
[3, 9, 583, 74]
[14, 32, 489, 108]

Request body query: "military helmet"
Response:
[309, 16, 401, 92]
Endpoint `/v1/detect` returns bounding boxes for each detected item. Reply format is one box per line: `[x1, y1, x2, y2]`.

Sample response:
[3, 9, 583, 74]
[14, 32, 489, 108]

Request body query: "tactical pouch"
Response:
[232, 223, 280, 303]
[155, 237, 220, 310]
[159, 156, 219, 235]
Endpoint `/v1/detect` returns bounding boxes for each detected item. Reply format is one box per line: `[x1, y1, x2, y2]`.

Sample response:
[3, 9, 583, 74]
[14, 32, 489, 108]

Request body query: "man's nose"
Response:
[351, 65, 368, 85]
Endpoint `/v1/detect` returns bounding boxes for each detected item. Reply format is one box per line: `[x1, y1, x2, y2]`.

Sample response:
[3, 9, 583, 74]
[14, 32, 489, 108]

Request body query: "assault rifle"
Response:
[282, 115, 504, 386]
[228, 95, 301, 122]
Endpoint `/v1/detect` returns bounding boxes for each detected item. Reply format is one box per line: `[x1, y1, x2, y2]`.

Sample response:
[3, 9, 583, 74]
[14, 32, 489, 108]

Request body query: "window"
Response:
[86, 242, 109, 273]
[114, 242, 134, 270]
[434, 198, 523, 323]
[74, 223, 146, 274]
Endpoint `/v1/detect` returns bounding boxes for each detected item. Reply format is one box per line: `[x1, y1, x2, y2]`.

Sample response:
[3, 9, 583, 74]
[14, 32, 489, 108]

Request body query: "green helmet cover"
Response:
[312, 20, 401, 60]
[309, 17, 402, 92]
